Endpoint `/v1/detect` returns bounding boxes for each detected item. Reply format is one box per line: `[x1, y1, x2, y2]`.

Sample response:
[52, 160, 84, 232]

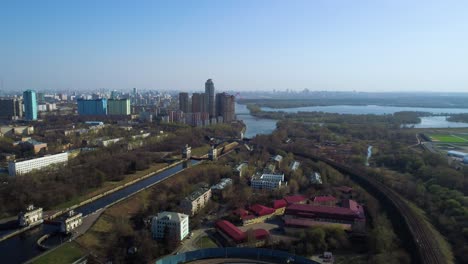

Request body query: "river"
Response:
[258, 104, 468, 128]
[0, 160, 200, 264]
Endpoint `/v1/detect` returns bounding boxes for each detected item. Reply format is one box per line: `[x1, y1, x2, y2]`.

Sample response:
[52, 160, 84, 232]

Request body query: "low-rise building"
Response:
[241, 204, 276, 226]
[60, 210, 83, 233]
[211, 178, 233, 198]
[96, 137, 123, 147]
[250, 173, 285, 190]
[289, 161, 300, 171]
[283, 199, 365, 232]
[14, 138, 47, 154]
[18, 205, 43, 227]
[215, 220, 269, 247]
[182, 144, 191, 159]
[234, 163, 248, 177]
[151, 211, 189, 241]
[271, 155, 283, 166]
[8, 152, 69, 176]
[209, 146, 217, 161]
[180, 184, 212, 216]
[310, 172, 322, 184]
[312, 196, 337, 206]
[13, 126, 34, 136]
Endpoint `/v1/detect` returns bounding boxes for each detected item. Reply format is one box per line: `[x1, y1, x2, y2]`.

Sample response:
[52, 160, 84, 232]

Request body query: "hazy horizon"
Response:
[1, 0, 468, 92]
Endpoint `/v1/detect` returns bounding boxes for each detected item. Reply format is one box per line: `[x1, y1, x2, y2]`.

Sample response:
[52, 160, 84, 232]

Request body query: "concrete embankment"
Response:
[0, 220, 44, 242]
[0, 160, 186, 242]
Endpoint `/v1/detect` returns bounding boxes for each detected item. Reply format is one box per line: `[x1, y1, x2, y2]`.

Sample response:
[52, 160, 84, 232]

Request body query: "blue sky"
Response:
[1, 0, 467, 92]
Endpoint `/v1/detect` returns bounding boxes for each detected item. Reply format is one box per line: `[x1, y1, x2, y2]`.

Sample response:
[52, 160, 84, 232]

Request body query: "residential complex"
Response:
[107, 98, 131, 115]
[205, 79, 215, 118]
[250, 173, 286, 190]
[151, 211, 189, 241]
[180, 184, 212, 216]
[0, 98, 23, 120]
[8, 152, 69, 176]
[77, 98, 108, 116]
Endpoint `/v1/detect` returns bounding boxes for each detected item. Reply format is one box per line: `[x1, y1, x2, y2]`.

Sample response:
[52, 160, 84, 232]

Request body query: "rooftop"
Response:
[184, 184, 210, 202]
[156, 211, 188, 222]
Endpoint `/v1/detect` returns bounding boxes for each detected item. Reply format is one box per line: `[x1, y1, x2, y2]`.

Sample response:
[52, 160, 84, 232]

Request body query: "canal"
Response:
[0, 160, 200, 264]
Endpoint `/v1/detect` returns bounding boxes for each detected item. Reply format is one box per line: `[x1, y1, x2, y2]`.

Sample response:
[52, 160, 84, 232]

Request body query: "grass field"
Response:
[32, 242, 84, 264]
[429, 134, 468, 143]
[196, 236, 218, 249]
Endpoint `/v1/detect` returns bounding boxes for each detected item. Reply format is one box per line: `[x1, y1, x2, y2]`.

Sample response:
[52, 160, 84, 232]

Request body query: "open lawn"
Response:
[196, 236, 218, 249]
[429, 134, 468, 143]
[32, 242, 84, 264]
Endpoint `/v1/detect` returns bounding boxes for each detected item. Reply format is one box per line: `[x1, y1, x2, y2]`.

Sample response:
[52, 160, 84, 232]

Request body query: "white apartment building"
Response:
[8, 152, 69, 176]
[18, 205, 43, 227]
[60, 210, 83, 233]
[250, 173, 286, 190]
[180, 185, 212, 216]
[151, 211, 189, 241]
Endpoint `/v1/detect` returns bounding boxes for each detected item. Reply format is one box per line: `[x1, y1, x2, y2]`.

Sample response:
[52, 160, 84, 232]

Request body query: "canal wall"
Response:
[47, 159, 187, 220]
[0, 160, 187, 242]
[0, 220, 43, 242]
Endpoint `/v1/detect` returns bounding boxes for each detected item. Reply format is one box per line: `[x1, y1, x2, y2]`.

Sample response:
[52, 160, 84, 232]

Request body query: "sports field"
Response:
[429, 134, 468, 143]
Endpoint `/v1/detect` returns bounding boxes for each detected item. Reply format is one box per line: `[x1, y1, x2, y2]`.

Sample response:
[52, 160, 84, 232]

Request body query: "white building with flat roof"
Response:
[60, 210, 83, 233]
[151, 211, 189, 241]
[8, 152, 69, 176]
[18, 205, 43, 227]
[250, 173, 285, 190]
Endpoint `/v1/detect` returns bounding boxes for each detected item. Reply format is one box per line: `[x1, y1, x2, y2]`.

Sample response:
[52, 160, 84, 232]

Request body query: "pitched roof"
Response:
[284, 218, 352, 230]
[249, 204, 275, 216]
[233, 208, 249, 218]
[286, 204, 360, 217]
[335, 186, 353, 193]
[284, 195, 307, 204]
[273, 199, 287, 209]
[313, 195, 337, 203]
[215, 220, 246, 242]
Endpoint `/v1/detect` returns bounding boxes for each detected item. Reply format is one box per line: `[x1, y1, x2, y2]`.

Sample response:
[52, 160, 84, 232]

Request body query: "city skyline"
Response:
[1, 1, 468, 92]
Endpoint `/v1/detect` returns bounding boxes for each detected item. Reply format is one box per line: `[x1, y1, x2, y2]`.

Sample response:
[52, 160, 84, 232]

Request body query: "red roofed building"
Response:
[272, 199, 288, 215]
[233, 208, 249, 218]
[242, 204, 276, 226]
[215, 220, 245, 243]
[284, 201, 365, 231]
[249, 204, 276, 216]
[312, 195, 337, 206]
[284, 195, 307, 205]
[215, 220, 270, 247]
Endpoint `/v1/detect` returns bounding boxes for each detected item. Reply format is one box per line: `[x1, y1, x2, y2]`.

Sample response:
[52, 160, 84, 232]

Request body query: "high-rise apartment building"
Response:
[205, 79, 215, 117]
[77, 98, 107, 116]
[179, 92, 189, 113]
[0, 98, 23, 120]
[108, 98, 130, 115]
[216, 93, 236, 123]
[23, 90, 38, 121]
[191, 93, 208, 113]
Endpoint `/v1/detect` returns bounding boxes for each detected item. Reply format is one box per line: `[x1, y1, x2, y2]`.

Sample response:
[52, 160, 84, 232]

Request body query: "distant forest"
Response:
[238, 96, 468, 109]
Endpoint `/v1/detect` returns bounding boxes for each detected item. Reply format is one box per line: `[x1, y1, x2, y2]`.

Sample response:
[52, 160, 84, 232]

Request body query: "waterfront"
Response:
[261, 104, 468, 115]
[236, 103, 277, 138]
[244, 104, 468, 129]
[0, 160, 200, 264]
